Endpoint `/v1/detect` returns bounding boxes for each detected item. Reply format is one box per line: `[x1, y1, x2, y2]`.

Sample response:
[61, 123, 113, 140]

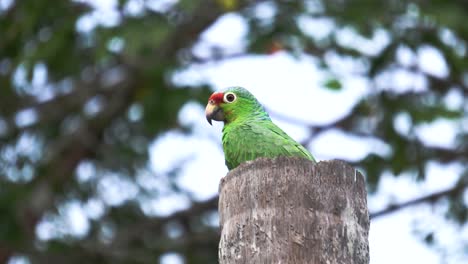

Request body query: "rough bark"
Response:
[218, 157, 369, 264]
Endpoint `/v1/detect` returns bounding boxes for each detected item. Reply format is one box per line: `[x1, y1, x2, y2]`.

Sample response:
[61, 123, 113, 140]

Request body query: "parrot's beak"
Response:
[205, 100, 224, 125]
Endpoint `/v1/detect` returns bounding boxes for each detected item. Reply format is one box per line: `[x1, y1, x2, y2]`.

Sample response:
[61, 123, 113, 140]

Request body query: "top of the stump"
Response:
[219, 157, 365, 192]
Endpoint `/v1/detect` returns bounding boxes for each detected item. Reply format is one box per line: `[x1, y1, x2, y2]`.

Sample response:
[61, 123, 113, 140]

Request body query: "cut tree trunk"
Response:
[218, 157, 369, 264]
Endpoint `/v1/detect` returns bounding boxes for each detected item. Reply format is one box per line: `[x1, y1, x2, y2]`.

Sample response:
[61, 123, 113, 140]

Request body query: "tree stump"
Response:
[218, 157, 369, 264]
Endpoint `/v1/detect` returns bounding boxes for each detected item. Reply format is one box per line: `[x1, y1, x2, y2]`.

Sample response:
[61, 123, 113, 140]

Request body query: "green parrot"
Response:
[205, 86, 316, 170]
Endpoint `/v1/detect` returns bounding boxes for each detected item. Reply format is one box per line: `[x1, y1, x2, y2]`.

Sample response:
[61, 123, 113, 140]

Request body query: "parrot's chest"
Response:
[222, 124, 267, 169]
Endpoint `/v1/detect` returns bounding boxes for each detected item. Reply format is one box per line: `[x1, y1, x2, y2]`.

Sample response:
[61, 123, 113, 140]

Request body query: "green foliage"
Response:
[0, 0, 466, 263]
[323, 78, 342, 91]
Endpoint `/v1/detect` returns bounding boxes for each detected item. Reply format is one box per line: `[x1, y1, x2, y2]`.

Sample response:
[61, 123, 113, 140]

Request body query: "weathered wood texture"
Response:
[218, 157, 369, 264]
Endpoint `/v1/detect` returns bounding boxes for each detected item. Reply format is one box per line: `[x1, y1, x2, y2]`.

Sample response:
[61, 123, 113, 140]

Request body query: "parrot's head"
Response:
[205, 86, 268, 125]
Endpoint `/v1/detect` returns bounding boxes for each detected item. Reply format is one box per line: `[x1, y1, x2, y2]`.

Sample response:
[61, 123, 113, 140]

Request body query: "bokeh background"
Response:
[1, 0, 467, 263]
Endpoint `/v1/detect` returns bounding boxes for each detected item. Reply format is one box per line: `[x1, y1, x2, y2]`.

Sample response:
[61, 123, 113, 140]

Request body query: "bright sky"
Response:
[22, 1, 468, 264]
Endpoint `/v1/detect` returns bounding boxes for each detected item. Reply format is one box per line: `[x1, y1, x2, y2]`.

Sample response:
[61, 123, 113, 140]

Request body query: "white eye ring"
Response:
[223, 92, 237, 103]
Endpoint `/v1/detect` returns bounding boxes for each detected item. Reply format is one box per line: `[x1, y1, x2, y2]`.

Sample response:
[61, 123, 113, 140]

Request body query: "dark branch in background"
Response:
[2, 78, 118, 142]
[108, 196, 218, 249]
[28, 197, 219, 264]
[190, 52, 249, 64]
[129, 0, 230, 69]
[43, 197, 219, 264]
[370, 181, 468, 219]
[18, 71, 138, 236]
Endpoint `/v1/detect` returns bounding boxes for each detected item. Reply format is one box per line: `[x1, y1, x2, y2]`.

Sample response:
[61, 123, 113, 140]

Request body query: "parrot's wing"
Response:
[251, 121, 315, 161]
[222, 120, 315, 170]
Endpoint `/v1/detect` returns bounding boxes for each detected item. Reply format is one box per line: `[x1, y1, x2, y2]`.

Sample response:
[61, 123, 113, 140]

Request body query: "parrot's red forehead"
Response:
[208, 92, 224, 104]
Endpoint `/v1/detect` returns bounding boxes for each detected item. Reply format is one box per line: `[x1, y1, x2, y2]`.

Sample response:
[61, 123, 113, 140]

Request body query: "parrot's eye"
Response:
[224, 93, 236, 103]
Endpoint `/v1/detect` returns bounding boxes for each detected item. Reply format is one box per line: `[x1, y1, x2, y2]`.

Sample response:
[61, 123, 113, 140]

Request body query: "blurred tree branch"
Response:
[370, 179, 468, 219]
[107, 196, 218, 249]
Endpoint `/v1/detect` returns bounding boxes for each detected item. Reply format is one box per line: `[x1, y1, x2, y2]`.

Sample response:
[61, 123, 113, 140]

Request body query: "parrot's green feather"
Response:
[219, 87, 315, 170]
